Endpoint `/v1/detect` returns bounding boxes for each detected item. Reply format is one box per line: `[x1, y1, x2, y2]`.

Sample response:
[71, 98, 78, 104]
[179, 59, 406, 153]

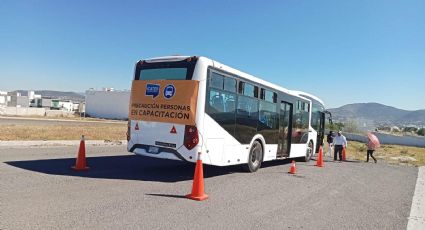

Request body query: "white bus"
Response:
[127, 56, 327, 172]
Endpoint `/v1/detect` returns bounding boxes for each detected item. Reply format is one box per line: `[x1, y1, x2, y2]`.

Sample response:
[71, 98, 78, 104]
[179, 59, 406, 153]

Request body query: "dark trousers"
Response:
[367, 150, 377, 162]
[334, 145, 343, 160]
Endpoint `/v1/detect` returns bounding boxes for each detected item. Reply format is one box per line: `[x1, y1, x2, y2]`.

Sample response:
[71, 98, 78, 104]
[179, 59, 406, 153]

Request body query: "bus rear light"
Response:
[126, 121, 131, 141]
[184, 125, 198, 150]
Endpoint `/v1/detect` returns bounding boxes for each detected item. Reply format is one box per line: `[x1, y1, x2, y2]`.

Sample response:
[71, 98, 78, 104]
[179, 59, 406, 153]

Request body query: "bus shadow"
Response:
[4, 155, 245, 183]
[261, 158, 293, 168]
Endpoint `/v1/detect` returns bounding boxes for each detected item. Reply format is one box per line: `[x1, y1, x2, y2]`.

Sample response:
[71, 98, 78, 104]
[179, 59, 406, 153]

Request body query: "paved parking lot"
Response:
[0, 144, 419, 229]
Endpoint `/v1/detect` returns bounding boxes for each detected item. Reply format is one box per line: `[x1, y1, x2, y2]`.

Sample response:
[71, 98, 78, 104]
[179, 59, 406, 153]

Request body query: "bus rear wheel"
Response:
[243, 140, 263, 173]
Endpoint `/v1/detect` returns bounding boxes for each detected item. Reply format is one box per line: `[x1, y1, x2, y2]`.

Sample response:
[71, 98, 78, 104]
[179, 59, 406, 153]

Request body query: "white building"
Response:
[0, 91, 8, 106]
[58, 100, 74, 112]
[73, 103, 80, 111]
[7, 92, 29, 107]
[85, 88, 130, 120]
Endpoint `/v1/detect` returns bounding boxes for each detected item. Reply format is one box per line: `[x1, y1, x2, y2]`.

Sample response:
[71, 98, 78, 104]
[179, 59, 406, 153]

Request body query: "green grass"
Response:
[343, 141, 425, 167]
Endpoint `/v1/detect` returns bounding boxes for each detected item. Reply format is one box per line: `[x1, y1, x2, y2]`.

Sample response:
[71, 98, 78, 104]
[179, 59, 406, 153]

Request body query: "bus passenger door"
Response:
[277, 102, 292, 158]
[316, 112, 326, 152]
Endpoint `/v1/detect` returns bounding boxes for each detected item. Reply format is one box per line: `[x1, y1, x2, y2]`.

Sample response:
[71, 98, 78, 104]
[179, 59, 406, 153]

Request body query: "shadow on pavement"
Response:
[5, 155, 252, 183]
[145, 194, 187, 199]
[342, 159, 363, 163]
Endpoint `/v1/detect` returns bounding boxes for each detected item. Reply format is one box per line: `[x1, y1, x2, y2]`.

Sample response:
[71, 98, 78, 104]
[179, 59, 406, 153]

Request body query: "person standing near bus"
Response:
[326, 131, 334, 156]
[332, 131, 347, 161]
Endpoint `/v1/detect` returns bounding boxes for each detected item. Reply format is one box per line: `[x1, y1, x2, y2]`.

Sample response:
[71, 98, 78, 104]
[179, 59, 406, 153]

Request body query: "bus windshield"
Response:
[139, 68, 187, 80]
[134, 58, 197, 81]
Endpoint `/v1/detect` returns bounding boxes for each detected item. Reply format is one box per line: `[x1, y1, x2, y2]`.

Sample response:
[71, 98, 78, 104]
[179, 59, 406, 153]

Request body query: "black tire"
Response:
[243, 140, 263, 173]
[301, 141, 314, 162]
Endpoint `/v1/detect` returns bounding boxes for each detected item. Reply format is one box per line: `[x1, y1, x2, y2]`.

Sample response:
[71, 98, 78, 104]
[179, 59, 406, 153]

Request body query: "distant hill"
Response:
[15, 90, 85, 102]
[400, 110, 425, 123]
[328, 103, 425, 129]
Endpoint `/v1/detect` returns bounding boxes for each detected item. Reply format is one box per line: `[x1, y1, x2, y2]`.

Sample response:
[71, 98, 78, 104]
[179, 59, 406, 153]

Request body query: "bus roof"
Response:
[210, 58, 317, 104]
[208, 59, 313, 100]
[290, 90, 325, 107]
[143, 55, 192, 63]
[141, 55, 323, 106]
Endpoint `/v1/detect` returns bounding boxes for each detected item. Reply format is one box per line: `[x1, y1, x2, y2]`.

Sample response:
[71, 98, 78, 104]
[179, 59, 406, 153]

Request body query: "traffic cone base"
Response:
[186, 193, 209, 201]
[71, 166, 90, 171]
[289, 160, 296, 174]
[186, 155, 208, 201]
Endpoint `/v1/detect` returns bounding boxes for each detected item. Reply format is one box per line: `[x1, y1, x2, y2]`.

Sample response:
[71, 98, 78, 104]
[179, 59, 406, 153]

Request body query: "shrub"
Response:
[417, 128, 425, 136]
[327, 122, 344, 131]
[404, 127, 418, 132]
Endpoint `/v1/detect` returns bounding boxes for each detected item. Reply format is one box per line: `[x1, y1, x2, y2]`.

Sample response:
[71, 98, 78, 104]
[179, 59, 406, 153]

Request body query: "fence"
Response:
[0, 107, 75, 117]
[344, 132, 425, 148]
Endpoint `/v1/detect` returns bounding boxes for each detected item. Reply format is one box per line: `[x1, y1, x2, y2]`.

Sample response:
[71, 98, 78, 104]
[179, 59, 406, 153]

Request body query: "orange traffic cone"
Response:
[289, 160, 297, 174]
[316, 146, 324, 167]
[72, 135, 89, 171]
[186, 152, 208, 201]
[342, 147, 346, 161]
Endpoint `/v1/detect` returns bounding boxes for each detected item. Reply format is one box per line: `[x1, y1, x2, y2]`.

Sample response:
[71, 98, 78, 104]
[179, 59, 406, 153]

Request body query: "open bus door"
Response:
[277, 101, 293, 158]
[316, 112, 326, 153]
[315, 110, 333, 153]
[321, 110, 333, 152]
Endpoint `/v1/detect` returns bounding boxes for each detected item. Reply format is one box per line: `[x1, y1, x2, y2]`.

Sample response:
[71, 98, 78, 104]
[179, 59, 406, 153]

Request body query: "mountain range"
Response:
[328, 103, 425, 129]
[15, 90, 85, 102]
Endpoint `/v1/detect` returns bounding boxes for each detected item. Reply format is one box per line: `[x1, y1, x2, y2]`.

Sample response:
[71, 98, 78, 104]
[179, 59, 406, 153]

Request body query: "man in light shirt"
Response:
[332, 131, 347, 161]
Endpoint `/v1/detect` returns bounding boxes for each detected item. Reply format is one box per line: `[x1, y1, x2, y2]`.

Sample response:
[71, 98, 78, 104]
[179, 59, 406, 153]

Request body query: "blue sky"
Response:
[1, 0, 424, 110]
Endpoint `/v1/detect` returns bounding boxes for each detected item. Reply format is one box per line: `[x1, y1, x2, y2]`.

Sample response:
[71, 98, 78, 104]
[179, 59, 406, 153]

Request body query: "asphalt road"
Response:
[0, 116, 125, 126]
[0, 144, 418, 230]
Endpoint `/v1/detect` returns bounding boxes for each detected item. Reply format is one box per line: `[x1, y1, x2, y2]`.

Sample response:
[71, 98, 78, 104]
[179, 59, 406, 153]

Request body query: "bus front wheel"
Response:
[301, 141, 314, 162]
[243, 140, 263, 173]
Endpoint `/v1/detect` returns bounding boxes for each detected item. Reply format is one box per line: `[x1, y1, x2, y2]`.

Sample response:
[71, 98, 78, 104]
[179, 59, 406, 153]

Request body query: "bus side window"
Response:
[243, 83, 255, 97]
[209, 89, 236, 113]
[210, 72, 224, 89]
[224, 78, 236, 92]
[237, 102, 248, 116]
[211, 94, 224, 112]
[224, 97, 236, 113]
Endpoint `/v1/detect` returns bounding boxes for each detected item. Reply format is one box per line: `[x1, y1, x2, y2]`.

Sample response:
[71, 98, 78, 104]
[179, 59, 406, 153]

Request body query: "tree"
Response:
[417, 128, 425, 136]
[403, 127, 418, 133]
[326, 122, 344, 131]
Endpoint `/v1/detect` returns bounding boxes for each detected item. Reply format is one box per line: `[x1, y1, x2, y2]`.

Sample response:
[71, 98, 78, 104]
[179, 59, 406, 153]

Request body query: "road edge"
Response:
[407, 166, 425, 230]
